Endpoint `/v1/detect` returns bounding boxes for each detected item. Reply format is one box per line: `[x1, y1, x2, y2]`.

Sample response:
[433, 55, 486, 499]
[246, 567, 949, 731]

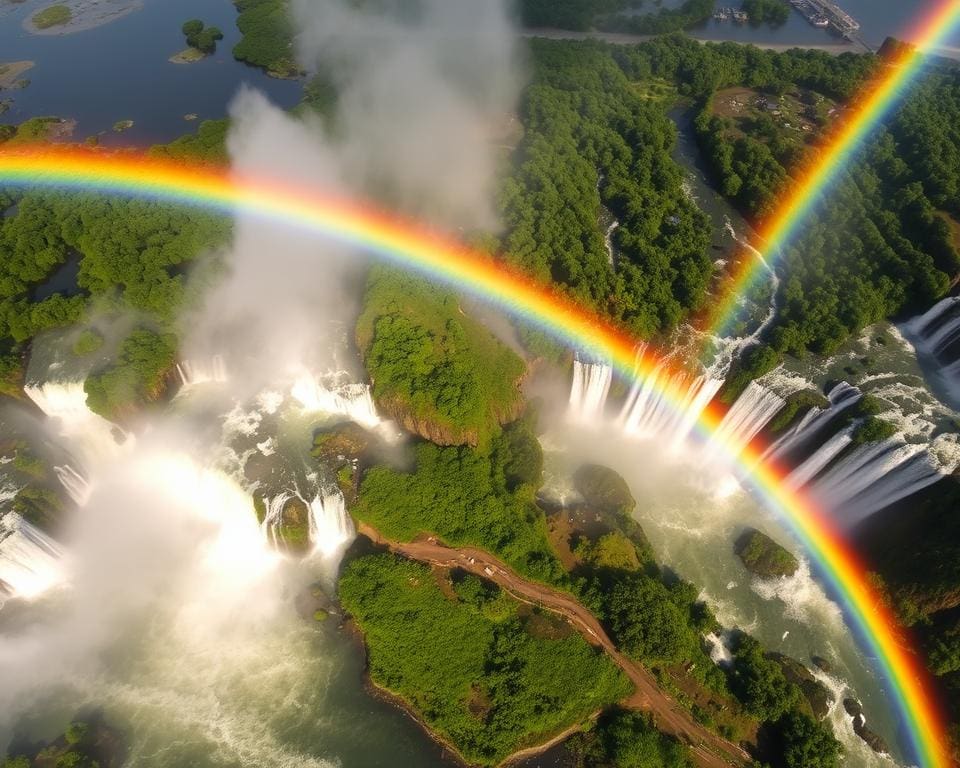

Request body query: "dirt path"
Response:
[358, 524, 750, 768]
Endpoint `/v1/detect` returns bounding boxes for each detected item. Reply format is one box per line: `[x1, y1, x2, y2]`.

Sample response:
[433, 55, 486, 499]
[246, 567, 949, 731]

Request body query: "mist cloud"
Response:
[183, 0, 523, 387]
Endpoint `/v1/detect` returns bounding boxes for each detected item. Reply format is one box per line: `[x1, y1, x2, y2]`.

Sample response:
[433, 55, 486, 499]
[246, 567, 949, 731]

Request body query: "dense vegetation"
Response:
[84, 329, 177, 420]
[610, 0, 715, 35]
[0, 173, 230, 408]
[354, 414, 566, 585]
[31, 4, 71, 29]
[742, 0, 789, 27]
[181, 19, 224, 54]
[735, 528, 799, 579]
[338, 553, 630, 765]
[501, 41, 713, 340]
[517, 0, 633, 31]
[857, 478, 960, 759]
[356, 266, 526, 447]
[232, 0, 299, 78]
[148, 119, 229, 164]
[673, 39, 960, 354]
[568, 710, 692, 767]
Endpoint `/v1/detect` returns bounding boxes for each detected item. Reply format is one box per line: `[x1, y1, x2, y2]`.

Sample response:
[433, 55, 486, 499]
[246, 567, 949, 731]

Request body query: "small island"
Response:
[30, 3, 72, 29]
[735, 528, 799, 579]
[170, 19, 223, 64]
[0, 61, 34, 91]
[23, 0, 143, 35]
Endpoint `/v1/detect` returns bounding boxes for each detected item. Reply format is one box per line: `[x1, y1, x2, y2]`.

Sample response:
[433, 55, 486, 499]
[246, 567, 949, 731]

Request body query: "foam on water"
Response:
[749, 558, 844, 627]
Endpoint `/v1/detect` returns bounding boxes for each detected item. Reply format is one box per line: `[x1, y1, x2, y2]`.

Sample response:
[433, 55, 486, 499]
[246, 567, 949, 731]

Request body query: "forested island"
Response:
[3, 3, 960, 766]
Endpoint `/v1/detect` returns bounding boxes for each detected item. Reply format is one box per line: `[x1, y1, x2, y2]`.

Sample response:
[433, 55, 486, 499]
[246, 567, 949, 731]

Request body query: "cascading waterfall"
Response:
[566, 356, 955, 526]
[308, 491, 353, 557]
[568, 360, 612, 424]
[807, 439, 947, 527]
[704, 381, 786, 460]
[620, 367, 722, 446]
[762, 382, 861, 465]
[784, 427, 855, 490]
[24, 380, 129, 469]
[259, 487, 353, 557]
[176, 355, 228, 388]
[604, 220, 619, 269]
[902, 296, 960, 403]
[290, 371, 381, 429]
[0, 512, 63, 601]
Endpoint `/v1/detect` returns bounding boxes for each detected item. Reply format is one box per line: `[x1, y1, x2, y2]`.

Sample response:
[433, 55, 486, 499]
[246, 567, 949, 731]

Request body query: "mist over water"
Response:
[0, 0, 523, 764]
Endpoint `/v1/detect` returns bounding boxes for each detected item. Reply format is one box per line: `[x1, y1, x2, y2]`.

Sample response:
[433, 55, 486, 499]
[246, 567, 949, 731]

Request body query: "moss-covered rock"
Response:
[573, 464, 636, 518]
[277, 496, 311, 553]
[844, 698, 890, 754]
[312, 422, 374, 465]
[735, 528, 799, 579]
[770, 652, 833, 720]
[766, 389, 830, 435]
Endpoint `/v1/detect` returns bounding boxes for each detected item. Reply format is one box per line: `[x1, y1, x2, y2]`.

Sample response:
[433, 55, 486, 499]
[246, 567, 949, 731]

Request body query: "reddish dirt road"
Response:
[358, 524, 749, 768]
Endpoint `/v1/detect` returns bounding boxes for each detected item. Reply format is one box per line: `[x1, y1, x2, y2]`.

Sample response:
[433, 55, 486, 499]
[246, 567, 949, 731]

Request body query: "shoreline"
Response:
[169, 48, 209, 65]
[522, 27, 870, 55]
[347, 614, 600, 768]
[23, 0, 143, 36]
[0, 61, 35, 90]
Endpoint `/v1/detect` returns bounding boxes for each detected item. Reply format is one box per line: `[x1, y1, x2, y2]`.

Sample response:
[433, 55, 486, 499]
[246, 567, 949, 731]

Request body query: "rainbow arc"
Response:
[4, 5, 960, 763]
[0, 145, 950, 766]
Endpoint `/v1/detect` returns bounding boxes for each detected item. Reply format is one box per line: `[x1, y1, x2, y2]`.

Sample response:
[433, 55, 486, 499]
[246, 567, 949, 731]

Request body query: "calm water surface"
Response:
[0, 0, 301, 144]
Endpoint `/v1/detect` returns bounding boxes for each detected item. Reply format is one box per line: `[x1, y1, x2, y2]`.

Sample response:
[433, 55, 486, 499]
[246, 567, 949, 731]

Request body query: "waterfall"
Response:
[807, 439, 944, 526]
[902, 297, 960, 404]
[564, 352, 952, 526]
[568, 360, 612, 424]
[55, 464, 91, 506]
[704, 382, 785, 460]
[24, 380, 129, 469]
[619, 367, 722, 446]
[259, 491, 292, 549]
[176, 355, 228, 388]
[308, 491, 353, 557]
[604, 220, 619, 269]
[784, 427, 855, 490]
[290, 372, 381, 429]
[763, 382, 861, 464]
[0, 513, 63, 601]
[260, 487, 353, 558]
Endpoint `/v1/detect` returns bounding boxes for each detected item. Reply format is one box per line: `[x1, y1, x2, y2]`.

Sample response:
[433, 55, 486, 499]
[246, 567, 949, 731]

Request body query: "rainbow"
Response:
[707, 0, 960, 338]
[0, 146, 951, 767]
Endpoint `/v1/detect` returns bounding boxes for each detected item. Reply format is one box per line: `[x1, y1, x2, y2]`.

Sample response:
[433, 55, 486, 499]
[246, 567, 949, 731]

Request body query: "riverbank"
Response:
[23, 0, 143, 36]
[522, 27, 871, 54]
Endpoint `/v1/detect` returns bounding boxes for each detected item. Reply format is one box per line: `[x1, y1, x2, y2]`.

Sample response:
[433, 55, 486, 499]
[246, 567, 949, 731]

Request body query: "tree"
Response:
[770, 710, 841, 768]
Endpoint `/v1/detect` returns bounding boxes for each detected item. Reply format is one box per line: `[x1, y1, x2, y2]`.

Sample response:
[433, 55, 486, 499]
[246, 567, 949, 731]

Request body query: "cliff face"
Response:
[375, 388, 525, 448]
[855, 476, 960, 620]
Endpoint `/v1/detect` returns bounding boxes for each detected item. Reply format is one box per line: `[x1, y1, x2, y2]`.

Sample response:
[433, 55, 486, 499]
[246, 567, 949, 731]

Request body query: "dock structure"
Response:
[788, 0, 860, 35]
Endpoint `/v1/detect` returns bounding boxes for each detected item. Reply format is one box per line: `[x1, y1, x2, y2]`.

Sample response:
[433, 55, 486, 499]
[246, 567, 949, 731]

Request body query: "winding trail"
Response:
[358, 523, 750, 768]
